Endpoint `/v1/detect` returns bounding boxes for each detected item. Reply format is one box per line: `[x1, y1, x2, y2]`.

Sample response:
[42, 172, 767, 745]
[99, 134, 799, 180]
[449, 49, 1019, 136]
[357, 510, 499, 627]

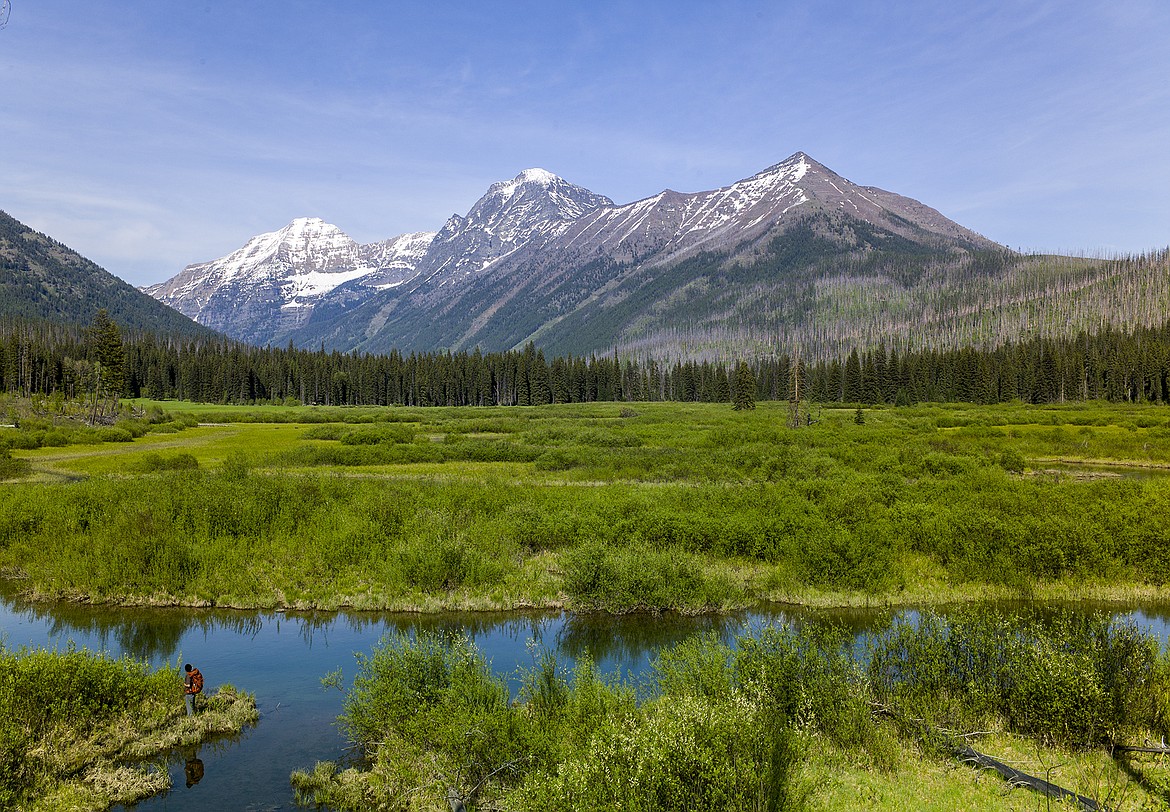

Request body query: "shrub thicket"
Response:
[298, 613, 1170, 810]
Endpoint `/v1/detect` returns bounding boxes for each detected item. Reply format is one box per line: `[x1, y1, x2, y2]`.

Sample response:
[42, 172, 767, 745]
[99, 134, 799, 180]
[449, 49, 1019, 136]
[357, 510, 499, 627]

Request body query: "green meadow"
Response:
[3, 398, 1170, 611]
[7, 397, 1170, 810]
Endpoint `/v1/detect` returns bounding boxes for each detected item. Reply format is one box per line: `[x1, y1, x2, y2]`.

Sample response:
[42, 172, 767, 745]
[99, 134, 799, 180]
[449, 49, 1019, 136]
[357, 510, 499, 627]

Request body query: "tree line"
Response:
[2, 314, 1169, 408]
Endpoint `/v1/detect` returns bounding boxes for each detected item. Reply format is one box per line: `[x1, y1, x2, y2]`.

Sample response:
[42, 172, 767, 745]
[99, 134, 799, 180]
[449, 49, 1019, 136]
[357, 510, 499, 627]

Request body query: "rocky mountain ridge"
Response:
[143, 217, 434, 345]
[147, 153, 1005, 357]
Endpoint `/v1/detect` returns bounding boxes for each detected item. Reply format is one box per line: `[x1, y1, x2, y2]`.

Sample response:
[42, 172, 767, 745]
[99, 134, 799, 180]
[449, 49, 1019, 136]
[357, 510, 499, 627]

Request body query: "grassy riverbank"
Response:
[3, 399, 1170, 611]
[0, 645, 258, 811]
[292, 610, 1170, 811]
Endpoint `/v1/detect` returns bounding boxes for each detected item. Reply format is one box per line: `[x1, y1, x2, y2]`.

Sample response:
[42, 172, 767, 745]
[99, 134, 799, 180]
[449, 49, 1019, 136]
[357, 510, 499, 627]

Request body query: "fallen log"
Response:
[869, 701, 1108, 811]
[955, 744, 1107, 812]
[1111, 740, 1170, 756]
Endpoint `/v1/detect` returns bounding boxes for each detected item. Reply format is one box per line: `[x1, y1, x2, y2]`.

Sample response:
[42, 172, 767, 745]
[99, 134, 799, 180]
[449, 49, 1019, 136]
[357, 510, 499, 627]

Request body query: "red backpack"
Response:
[189, 668, 204, 694]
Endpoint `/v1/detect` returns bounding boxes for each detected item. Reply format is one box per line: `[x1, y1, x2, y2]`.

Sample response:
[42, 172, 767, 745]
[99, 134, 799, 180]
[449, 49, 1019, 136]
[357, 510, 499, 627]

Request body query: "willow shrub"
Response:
[309, 629, 814, 812]
[560, 540, 740, 612]
[867, 610, 1170, 746]
[327, 630, 554, 810]
[0, 449, 29, 480]
[0, 471, 522, 605]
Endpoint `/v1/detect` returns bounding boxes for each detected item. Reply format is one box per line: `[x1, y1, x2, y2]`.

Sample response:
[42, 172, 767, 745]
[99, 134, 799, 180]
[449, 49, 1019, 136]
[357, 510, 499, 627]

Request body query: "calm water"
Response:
[3, 588, 1170, 811]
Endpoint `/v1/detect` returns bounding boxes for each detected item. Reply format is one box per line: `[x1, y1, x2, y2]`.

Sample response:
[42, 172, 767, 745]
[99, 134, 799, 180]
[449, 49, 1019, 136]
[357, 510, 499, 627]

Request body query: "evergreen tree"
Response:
[843, 349, 863, 403]
[732, 361, 756, 410]
[84, 309, 125, 422]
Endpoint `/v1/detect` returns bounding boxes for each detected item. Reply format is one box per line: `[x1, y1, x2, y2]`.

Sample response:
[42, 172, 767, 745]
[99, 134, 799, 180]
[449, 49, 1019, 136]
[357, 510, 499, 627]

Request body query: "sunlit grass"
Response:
[7, 399, 1170, 611]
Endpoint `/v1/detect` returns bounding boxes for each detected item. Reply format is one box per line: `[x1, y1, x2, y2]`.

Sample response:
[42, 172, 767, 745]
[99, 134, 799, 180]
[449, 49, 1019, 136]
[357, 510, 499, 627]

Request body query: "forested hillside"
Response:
[591, 237, 1170, 363]
[3, 316, 1169, 408]
[0, 210, 212, 337]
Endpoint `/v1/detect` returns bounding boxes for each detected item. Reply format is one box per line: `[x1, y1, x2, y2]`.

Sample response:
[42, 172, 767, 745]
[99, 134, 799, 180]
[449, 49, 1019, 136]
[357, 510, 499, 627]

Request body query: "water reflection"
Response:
[555, 610, 741, 668]
[0, 585, 268, 662]
[183, 747, 204, 789]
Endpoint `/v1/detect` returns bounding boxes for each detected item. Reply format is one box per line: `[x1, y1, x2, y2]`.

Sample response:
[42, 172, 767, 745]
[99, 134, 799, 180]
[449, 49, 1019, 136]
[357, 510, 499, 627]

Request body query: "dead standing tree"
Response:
[787, 348, 802, 429]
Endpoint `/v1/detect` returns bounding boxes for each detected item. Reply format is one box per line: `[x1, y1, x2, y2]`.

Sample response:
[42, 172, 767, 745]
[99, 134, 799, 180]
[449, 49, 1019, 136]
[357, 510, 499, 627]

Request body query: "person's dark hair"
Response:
[185, 663, 192, 672]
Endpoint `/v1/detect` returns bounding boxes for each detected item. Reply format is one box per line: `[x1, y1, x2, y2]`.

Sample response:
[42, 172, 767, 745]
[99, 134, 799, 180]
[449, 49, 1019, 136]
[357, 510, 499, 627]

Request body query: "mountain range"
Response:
[149, 152, 1052, 360]
[4, 154, 1166, 364]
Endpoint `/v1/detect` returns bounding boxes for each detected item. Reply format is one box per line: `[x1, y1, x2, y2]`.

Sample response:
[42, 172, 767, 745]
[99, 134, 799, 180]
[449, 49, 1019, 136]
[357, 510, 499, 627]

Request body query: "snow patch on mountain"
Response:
[145, 217, 436, 343]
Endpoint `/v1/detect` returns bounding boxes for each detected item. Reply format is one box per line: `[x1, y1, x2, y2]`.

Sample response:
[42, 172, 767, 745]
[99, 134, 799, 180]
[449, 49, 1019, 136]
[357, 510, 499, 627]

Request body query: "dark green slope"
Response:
[532, 214, 973, 358]
[0, 210, 211, 336]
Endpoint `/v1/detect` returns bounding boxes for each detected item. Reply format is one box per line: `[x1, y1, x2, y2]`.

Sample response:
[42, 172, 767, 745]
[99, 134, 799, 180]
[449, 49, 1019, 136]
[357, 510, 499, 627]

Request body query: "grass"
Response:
[807, 736, 1146, 812]
[4, 399, 1170, 612]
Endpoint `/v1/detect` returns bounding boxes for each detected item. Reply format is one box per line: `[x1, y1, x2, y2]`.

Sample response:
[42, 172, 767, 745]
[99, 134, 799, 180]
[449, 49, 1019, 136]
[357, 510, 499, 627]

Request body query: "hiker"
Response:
[184, 663, 204, 716]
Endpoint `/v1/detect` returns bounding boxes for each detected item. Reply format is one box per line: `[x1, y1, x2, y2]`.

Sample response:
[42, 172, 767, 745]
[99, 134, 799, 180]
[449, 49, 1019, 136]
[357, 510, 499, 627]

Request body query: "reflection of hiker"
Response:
[184, 663, 203, 716]
[185, 749, 205, 787]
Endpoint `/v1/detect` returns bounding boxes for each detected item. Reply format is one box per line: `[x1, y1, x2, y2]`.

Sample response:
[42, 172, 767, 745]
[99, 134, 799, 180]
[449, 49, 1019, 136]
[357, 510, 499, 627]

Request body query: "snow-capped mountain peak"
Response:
[415, 169, 615, 282]
[212, 217, 356, 283]
[492, 167, 559, 191]
[144, 217, 435, 344]
[470, 168, 613, 227]
[146, 152, 999, 352]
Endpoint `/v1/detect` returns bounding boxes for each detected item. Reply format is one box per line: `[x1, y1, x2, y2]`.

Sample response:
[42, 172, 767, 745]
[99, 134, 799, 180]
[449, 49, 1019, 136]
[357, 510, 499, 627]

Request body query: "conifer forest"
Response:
[3, 314, 1170, 409]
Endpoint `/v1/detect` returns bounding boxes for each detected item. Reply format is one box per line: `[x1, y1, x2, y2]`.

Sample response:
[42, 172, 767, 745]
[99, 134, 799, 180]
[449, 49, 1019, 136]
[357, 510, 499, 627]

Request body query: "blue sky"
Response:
[2, 1, 1168, 286]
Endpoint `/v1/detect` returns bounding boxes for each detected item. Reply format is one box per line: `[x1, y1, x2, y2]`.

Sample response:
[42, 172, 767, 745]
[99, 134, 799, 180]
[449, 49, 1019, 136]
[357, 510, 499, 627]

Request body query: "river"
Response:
[3, 588, 1170, 811]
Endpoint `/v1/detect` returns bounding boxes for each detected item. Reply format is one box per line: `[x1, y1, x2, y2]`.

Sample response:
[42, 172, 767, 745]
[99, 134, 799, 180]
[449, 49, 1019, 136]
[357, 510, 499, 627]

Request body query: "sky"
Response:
[2, 1, 1168, 287]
